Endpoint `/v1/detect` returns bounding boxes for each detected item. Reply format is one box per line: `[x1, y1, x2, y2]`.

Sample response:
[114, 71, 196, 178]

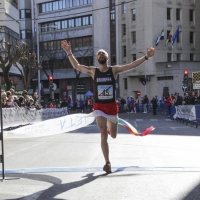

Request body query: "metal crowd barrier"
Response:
[0, 107, 68, 129]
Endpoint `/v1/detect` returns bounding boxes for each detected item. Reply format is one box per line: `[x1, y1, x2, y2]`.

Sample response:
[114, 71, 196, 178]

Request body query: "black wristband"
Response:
[67, 53, 72, 57]
[144, 55, 148, 60]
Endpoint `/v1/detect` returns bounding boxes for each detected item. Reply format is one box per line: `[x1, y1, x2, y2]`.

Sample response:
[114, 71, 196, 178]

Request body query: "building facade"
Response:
[0, 0, 22, 90]
[116, 0, 200, 100]
[30, 0, 112, 101]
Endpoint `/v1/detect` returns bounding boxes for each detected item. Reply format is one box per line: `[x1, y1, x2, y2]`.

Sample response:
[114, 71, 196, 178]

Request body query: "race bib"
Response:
[97, 85, 113, 100]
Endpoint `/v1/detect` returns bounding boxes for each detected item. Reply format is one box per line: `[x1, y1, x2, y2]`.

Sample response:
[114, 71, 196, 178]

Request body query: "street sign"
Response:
[182, 84, 188, 92]
[193, 83, 200, 89]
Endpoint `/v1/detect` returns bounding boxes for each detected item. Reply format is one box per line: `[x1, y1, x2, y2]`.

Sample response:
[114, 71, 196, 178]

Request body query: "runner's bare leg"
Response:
[107, 119, 118, 138]
[96, 116, 110, 163]
[96, 116, 118, 163]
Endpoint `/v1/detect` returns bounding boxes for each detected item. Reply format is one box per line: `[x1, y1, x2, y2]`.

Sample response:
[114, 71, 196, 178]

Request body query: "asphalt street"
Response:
[1, 112, 200, 200]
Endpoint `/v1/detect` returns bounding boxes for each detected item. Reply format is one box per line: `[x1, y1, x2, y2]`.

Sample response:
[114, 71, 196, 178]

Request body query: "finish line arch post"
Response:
[0, 79, 5, 180]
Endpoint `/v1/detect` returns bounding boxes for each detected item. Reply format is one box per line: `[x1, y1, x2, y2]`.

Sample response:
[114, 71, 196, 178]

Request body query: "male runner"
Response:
[61, 40, 155, 173]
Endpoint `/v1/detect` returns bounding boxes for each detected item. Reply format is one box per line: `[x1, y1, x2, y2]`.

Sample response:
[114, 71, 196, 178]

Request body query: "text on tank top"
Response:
[93, 67, 116, 103]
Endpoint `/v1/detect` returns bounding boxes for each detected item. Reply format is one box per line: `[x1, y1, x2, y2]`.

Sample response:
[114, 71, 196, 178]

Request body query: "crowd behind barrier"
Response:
[0, 107, 68, 129]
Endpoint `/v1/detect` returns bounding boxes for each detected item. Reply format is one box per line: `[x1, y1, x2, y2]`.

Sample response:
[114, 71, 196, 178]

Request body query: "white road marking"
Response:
[134, 121, 138, 127]
[170, 127, 189, 130]
[165, 119, 172, 121]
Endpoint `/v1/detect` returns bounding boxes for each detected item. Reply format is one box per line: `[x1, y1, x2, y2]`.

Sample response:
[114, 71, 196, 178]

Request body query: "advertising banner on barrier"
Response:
[173, 105, 196, 121]
[0, 107, 68, 129]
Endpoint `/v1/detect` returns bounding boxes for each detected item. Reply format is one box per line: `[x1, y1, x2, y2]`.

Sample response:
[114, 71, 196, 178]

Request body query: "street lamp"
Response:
[139, 51, 147, 95]
[36, 24, 57, 100]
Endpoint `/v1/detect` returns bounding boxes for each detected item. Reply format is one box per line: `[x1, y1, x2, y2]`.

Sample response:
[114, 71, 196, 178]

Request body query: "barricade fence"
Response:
[0, 107, 68, 129]
[170, 105, 200, 127]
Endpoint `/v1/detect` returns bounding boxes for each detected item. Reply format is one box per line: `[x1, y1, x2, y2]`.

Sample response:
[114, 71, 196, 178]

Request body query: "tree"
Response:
[0, 40, 27, 90]
[14, 50, 43, 91]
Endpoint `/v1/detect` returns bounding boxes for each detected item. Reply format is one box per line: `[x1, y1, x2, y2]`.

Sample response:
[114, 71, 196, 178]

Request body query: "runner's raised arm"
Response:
[61, 40, 94, 77]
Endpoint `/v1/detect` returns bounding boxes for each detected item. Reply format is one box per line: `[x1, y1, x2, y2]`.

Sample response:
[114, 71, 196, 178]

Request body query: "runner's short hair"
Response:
[96, 49, 108, 57]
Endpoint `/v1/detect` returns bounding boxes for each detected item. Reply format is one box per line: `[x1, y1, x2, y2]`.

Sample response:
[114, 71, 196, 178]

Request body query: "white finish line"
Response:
[2, 166, 200, 174]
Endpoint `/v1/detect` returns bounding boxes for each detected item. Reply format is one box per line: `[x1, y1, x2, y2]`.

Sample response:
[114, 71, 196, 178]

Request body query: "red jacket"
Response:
[165, 96, 172, 107]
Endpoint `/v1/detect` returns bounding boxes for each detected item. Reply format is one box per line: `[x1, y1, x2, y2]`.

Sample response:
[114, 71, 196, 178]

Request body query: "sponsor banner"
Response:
[0, 107, 68, 129]
[173, 105, 196, 121]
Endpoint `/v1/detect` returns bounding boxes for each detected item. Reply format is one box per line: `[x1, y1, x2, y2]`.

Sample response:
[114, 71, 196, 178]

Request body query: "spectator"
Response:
[128, 97, 135, 113]
[190, 91, 198, 105]
[17, 96, 25, 107]
[60, 98, 68, 108]
[126, 97, 131, 111]
[143, 95, 149, 113]
[135, 97, 139, 112]
[48, 101, 56, 108]
[120, 97, 126, 112]
[164, 94, 172, 117]
[67, 96, 71, 105]
[33, 92, 39, 102]
[183, 92, 191, 105]
[174, 93, 182, 106]
[151, 97, 158, 115]
[1, 91, 7, 108]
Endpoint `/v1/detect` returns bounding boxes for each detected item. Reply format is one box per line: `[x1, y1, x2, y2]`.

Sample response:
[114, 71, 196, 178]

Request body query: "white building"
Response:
[116, 0, 200, 100]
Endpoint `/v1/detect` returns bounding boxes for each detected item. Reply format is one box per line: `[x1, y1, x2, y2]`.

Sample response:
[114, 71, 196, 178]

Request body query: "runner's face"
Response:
[97, 51, 108, 64]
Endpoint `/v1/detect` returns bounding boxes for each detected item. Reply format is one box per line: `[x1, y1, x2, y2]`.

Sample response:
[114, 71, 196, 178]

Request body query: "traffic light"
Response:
[183, 70, 188, 84]
[48, 75, 54, 89]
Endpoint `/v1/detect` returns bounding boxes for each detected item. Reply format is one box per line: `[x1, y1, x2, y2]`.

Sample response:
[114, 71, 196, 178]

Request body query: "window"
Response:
[75, 37, 82, 47]
[79, 0, 84, 6]
[59, 0, 63, 9]
[123, 46, 126, 57]
[68, 19, 75, 28]
[20, 9, 31, 19]
[190, 32, 194, 43]
[132, 8, 136, 21]
[90, 16, 93, 24]
[110, 10, 115, 20]
[45, 2, 52, 12]
[190, 10, 194, 21]
[73, 0, 78, 6]
[176, 9, 180, 20]
[48, 41, 54, 50]
[190, 54, 194, 61]
[53, 1, 58, 10]
[132, 31, 136, 43]
[177, 53, 180, 61]
[41, 24, 46, 32]
[89, 36, 93, 46]
[167, 53, 172, 62]
[132, 54, 136, 61]
[157, 76, 173, 80]
[62, 20, 68, 29]
[43, 42, 47, 50]
[55, 21, 61, 29]
[122, 2, 126, 14]
[75, 18, 82, 27]
[83, 16, 89, 25]
[167, 8, 171, 20]
[55, 41, 60, 49]
[39, 0, 92, 13]
[177, 31, 180, 43]
[20, 30, 32, 39]
[124, 78, 127, 89]
[122, 24, 126, 35]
